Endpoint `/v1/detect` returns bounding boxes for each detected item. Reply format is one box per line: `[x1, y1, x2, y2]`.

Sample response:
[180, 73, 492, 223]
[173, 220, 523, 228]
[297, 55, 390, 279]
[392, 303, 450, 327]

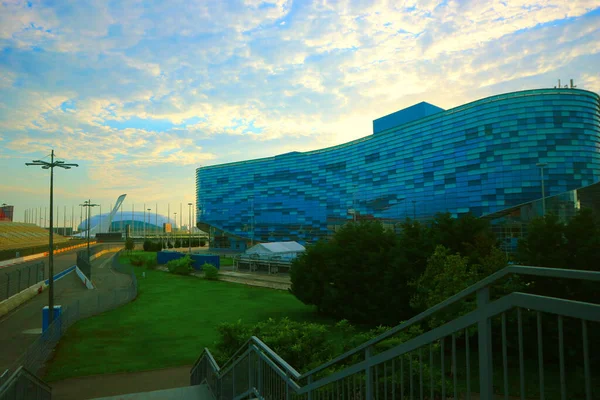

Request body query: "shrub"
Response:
[199, 239, 206, 247]
[143, 240, 152, 252]
[167, 254, 193, 275]
[124, 238, 135, 253]
[212, 318, 423, 376]
[145, 255, 158, 269]
[174, 239, 181, 248]
[130, 255, 144, 266]
[167, 241, 174, 249]
[203, 263, 219, 280]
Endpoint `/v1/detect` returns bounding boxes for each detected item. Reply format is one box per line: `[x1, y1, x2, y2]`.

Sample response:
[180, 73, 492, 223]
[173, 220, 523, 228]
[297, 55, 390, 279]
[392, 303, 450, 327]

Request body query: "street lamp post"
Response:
[147, 209, 151, 239]
[80, 200, 99, 260]
[26, 150, 78, 325]
[536, 163, 548, 217]
[188, 202, 193, 253]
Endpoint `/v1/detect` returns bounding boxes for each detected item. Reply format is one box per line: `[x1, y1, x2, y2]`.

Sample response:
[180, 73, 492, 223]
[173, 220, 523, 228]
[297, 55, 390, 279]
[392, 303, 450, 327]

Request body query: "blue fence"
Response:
[157, 251, 220, 270]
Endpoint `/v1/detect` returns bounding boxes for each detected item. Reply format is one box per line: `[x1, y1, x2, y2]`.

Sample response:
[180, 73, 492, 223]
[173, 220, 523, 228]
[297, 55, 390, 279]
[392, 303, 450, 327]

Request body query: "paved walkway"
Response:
[49, 365, 192, 400]
[0, 251, 127, 377]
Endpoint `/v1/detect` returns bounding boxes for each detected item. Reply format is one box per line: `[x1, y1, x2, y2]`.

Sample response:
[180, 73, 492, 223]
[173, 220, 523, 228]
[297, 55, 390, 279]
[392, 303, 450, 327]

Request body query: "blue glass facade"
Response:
[196, 89, 600, 247]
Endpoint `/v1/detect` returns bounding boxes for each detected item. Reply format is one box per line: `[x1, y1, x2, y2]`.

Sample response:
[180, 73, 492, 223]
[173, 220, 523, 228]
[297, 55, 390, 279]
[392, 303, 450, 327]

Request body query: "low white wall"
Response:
[0, 281, 47, 319]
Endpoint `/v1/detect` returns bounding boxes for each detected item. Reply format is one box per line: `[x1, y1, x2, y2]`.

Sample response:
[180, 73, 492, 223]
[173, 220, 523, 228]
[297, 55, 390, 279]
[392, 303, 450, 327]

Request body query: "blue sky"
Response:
[1, 0, 599, 227]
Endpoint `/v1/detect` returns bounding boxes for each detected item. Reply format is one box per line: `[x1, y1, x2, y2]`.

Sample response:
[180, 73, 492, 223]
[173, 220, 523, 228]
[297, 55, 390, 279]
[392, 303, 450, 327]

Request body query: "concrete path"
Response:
[49, 365, 192, 400]
[0, 252, 123, 376]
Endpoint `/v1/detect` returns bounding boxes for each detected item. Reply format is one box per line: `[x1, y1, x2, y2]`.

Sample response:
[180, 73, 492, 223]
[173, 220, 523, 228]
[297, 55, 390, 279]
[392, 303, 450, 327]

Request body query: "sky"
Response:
[0, 0, 599, 227]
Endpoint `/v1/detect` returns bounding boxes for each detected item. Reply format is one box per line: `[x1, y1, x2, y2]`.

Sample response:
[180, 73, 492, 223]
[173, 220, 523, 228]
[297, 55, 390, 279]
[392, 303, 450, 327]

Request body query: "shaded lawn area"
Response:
[43, 260, 333, 382]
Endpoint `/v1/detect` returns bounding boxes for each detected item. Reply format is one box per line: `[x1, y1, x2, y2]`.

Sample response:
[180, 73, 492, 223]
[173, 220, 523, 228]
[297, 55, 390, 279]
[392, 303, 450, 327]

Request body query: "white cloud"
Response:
[0, 0, 598, 207]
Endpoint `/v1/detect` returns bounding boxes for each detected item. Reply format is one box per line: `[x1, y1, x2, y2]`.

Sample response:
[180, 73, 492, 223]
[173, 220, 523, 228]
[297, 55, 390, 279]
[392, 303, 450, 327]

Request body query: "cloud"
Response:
[0, 0, 598, 207]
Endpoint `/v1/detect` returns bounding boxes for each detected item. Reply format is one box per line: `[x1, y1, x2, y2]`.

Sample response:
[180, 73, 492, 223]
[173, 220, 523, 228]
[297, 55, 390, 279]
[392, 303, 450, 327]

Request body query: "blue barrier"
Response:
[157, 251, 220, 270]
[42, 305, 62, 333]
[44, 265, 76, 286]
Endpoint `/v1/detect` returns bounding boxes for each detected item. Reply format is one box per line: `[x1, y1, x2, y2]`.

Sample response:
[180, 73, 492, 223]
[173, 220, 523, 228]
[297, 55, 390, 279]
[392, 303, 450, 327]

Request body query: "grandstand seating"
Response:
[0, 222, 69, 251]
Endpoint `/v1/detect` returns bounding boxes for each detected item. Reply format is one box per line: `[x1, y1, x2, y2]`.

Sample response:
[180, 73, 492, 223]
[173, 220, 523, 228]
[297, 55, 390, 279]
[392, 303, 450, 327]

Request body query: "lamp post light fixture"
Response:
[536, 163, 548, 217]
[80, 200, 99, 261]
[147, 209, 151, 238]
[188, 202, 193, 253]
[26, 150, 78, 325]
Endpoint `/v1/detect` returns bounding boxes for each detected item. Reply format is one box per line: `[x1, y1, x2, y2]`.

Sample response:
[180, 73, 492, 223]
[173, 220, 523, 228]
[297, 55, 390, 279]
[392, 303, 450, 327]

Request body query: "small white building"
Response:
[245, 241, 305, 261]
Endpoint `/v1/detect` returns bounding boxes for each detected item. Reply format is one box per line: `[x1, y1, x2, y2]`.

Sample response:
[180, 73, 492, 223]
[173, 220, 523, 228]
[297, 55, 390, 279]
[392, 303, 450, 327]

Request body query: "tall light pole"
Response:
[188, 202, 193, 253]
[536, 163, 548, 217]
[147, 208, 151, 238]
[80, 200, 98, 260]
[26, 150, 78, 325]
[250, 197, 254, 247]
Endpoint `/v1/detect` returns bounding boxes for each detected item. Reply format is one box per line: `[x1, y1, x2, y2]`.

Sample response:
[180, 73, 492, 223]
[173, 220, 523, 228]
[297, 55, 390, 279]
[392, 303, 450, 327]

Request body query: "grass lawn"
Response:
[44, 257, 333, 382]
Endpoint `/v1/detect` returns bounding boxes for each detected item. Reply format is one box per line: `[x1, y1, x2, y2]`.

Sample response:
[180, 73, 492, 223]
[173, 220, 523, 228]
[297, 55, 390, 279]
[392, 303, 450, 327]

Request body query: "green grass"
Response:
[44, 259, 332, 382]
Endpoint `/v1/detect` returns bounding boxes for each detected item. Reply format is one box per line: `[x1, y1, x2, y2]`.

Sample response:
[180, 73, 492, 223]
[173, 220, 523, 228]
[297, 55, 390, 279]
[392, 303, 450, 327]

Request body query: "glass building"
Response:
[196, 89, 600, 250]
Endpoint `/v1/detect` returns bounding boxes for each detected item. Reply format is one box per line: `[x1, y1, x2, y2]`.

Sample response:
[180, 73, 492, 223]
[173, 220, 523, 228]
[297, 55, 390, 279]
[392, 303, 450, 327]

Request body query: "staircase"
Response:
[1, 264, 598, 400]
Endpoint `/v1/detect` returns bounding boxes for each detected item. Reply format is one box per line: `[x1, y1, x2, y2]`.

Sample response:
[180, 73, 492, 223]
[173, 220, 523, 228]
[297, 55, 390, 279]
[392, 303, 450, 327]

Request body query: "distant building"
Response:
[196, 88, 600, 250]
[0, 205, 14, 222]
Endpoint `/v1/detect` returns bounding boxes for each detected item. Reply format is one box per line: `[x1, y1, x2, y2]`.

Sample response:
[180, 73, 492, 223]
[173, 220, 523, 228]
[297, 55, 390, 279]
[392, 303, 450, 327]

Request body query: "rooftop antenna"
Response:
[570, 79, 576, 88]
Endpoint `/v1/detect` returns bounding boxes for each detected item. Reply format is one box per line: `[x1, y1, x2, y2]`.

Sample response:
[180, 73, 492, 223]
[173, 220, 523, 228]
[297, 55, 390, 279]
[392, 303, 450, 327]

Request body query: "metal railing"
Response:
[0, 367, 51, 400]
[191, 265, 600, 400]
[0, 250, 137, 393]
[1, 262, 45, 301]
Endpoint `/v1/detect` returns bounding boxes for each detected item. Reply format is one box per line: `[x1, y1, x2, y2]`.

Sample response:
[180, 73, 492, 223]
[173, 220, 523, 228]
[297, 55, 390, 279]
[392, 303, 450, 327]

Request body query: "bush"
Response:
[143, 240, 152, 252]
[124, 238, 135, 253]
[174, 239, 181, 248]
[145, 255, 158, 269]
[199, 239, 206, 247]
[166, 254, 193, 275]
[130, 255, 144, 266]
[212, 318, 423, 376]
[203, 263, 219, 280]
[167, 241, 173, 249]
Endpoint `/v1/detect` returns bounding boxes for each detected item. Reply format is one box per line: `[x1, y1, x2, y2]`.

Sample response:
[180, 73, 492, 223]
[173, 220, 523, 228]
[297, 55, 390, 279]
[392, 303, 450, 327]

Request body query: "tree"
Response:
[429, 212, 499, 267]
[410, 245, 477, 327]
[516, 213, 568, 269]
[124, 237, 135, 254]
[291, 221, 414, 326]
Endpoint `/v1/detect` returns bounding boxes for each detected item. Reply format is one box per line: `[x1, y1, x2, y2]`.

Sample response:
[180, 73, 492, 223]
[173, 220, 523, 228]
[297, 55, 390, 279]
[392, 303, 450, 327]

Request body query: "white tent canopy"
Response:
[245, 241, 305, 260]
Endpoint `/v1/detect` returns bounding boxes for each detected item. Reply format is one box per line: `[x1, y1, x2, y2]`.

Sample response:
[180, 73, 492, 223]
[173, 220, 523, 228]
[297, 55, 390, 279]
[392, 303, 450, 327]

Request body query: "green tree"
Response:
[124, 237, 135, 254]
[516, 213, 568, 268]
[410, 245, 477, 327]
[430, 212, 499, 267]
[563, 208, 600, 271]
[291, 221, 413, 326]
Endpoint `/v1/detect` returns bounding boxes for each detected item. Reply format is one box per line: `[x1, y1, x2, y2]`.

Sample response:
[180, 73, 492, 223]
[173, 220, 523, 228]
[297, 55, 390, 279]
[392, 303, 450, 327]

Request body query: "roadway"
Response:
[0, 245, 102, 292]
[0, 247, 125, 377]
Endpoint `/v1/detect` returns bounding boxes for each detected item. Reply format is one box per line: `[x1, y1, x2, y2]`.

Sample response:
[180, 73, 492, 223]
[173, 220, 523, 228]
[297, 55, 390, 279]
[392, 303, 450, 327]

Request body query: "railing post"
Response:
[285, 371, 291, 400]
[477, 287, 493, 400]
[258, 356, 263, 396]
[232, 362, 236, 398]
[365, 346, 373, 400]
[249, 351, 253, 394]
[307, 376, 313, 400]
[18, 269, 22, 292]
[5, 273, 9, 299]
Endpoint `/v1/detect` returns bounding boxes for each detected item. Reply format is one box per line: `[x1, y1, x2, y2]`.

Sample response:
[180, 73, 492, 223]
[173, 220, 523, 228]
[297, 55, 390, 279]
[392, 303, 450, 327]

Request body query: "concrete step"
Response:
[89, 384, 214, 400]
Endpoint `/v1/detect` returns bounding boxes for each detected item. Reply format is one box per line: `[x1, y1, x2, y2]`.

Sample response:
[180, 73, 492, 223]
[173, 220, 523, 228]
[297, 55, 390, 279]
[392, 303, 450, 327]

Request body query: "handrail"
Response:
[0, 366, 52, 395]
[298, 264, 600, 378]
[216, 336, 301, 379]
[296, 292, 600, 394]
[191, 265, 600, 397]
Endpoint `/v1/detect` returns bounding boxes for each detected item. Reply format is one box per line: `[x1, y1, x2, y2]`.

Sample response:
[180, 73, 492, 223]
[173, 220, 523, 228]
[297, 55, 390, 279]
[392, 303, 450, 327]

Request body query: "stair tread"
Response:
[88, 384, 213, 400]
